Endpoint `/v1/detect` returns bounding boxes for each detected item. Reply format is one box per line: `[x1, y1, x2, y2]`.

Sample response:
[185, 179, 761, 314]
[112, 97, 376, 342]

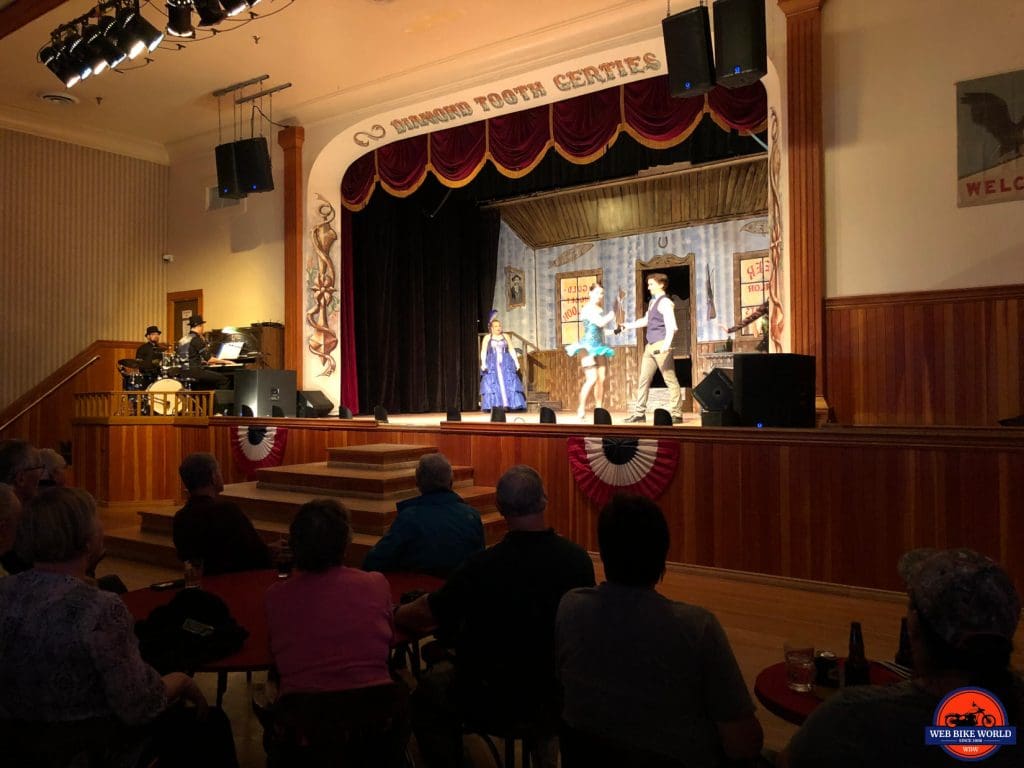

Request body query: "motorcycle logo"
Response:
[926, 687, 1017, 761]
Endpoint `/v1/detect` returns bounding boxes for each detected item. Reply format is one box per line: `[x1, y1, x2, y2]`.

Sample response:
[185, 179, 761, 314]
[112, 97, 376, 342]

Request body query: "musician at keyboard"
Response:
[177, 315, 231, 389]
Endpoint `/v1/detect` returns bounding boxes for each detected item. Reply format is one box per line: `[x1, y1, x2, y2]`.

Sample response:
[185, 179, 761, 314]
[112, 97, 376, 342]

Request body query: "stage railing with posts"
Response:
[74, 390, 214, 422]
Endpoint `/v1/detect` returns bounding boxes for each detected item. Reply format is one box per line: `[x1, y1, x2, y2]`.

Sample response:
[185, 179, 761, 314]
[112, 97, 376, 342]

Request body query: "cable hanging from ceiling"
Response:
[37, 0, 293, 88]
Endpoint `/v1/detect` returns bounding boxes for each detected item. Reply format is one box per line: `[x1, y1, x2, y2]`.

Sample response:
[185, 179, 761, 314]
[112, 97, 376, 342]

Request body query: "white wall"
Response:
[164, 141, 285, 332]
[823, 0, 1024, 296]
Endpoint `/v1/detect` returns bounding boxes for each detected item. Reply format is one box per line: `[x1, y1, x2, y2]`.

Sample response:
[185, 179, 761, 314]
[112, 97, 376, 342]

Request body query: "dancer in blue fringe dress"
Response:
[480, 314, 527, 412]
[565, 283, 617, 420]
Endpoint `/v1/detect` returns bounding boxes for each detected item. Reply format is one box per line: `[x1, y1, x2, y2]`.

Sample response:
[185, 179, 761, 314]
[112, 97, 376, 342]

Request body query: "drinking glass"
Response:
[784, 643, 816, 693]
[184, 558, 203, 589]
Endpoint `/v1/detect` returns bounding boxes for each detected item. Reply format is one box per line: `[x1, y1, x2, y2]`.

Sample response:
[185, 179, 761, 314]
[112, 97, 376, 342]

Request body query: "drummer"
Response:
[178, 315, 231, 390]
[135, 325, 164, 384]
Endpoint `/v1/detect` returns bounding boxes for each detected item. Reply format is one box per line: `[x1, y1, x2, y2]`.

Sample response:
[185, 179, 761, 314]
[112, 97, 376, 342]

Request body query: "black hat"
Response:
[188, 315, 206, 328]
[145, 325, 161, 335]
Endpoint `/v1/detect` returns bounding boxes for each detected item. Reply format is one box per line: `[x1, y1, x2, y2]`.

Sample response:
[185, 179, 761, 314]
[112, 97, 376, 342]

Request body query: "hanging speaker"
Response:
[662, 5, 715, 98]
[234, 136, 274, 193]
[713, 0, 767, 89]
[215, 141, 245, 199]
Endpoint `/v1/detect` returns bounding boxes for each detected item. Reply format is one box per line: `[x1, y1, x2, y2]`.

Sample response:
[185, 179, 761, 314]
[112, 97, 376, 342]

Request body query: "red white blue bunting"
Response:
[231, 426, 288, 480]
[567, 436, 679, 508]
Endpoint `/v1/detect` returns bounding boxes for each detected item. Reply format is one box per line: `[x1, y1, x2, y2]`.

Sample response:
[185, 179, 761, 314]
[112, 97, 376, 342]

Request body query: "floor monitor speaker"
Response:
[662, 5, 715, 97]
[713, 0, 767, 89]
[297, 390, 334, 418]
[732, 353, 815, 428]
[693, 368, 734, 412]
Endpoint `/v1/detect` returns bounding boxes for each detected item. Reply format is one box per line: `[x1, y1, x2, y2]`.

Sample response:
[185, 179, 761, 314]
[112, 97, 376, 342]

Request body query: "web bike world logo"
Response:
[925, 687, 1017, 761]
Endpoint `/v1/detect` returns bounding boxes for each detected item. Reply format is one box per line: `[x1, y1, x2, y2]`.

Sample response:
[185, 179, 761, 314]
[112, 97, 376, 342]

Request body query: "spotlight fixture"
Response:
[120, 3, 165, 53]
[39, 41, 82, 88]
[194, 0, 227, 26]
[220, 0, 249, 17]
[165, 0, 195, 38]
[81, 23, 125, 73]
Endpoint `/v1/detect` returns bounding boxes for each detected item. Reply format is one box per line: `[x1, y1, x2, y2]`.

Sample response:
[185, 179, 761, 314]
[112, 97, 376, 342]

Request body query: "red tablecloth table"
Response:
[754, 660, 904, 725]
[122, 569, 443, 704]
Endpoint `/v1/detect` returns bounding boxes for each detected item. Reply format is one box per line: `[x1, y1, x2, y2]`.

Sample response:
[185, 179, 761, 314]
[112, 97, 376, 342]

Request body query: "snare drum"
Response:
[121, 372, 146, 391]
[146, 378, 183, 415]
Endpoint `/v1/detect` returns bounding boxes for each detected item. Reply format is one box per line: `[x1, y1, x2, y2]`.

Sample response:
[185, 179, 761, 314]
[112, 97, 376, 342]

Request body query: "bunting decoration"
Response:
[231, 426, 288, 480]
[567, 436, 679, 508]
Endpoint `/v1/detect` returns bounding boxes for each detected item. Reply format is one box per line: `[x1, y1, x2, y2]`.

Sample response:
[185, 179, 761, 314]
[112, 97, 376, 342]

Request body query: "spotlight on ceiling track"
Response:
[166, 0, 195, 38]
[220, 0, 249, 17]
[61, 34, 93, 85]
[39, 42, 82, 88]
[121, 3, 165, 52]
[82, 23, 124, 73]
[194, 0, 227, 26]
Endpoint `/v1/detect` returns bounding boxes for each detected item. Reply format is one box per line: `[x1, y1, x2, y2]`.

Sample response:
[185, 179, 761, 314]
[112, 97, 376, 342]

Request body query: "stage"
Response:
[320, 409, 704, 429]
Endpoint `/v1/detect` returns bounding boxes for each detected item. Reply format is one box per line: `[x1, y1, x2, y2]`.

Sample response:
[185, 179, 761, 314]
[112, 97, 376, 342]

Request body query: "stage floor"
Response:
[362, 409, 704, 428]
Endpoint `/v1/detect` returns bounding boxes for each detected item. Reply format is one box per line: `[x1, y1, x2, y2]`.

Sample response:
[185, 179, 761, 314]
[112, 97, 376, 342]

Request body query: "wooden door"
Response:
[166, 290, 203, 350]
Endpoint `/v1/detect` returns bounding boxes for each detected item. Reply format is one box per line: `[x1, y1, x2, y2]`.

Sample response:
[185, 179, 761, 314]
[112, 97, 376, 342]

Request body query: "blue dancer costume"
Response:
[480, 335, 527, 411]
[565, 304, 615, 360]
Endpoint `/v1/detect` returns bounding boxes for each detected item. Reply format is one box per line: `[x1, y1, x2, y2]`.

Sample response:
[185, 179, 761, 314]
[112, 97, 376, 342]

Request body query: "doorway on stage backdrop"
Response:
[635, 254, 695, 412]
[167, 290, 203, 346]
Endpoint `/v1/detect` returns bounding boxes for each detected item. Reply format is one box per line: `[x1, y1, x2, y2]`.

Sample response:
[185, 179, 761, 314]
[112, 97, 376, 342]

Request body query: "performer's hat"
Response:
[145, 325, 161, 335]
[188, 315, 206, 328]
[488, 309, 499, 325]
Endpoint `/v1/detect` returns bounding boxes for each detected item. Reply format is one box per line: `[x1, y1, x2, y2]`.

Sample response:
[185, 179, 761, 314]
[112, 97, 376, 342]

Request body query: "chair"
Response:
[263, 682, 410, 768]
[464, 719, 545, 768]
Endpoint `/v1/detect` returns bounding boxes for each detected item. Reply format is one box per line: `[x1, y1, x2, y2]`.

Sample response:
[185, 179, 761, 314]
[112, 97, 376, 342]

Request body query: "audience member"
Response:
[173, 452, 271, 575]
[0, 483, 21, 577]
[396, 465, 595, 768]
[363, 453, 484, 577]
[780, 548, 1023, 768]
[0, 438, 44, 505]
[556, 495, 763, 768]
[38, 448, 68, 488]
[266, 498, 395, 695]
[0, 486, 238, 767]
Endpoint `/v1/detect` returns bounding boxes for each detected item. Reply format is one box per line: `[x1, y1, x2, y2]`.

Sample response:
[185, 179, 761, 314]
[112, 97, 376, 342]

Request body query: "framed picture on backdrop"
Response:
[506, 266, 526, 310]
[957, 68, 1024, 208]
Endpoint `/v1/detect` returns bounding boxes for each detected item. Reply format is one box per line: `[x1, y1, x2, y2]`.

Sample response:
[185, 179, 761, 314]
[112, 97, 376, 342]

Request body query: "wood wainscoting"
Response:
[825, 284, 1024, 426]
[70, 417, 1024, 597]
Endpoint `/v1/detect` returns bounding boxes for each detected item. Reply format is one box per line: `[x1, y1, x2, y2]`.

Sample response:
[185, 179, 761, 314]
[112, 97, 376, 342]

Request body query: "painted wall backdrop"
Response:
[493, 216, 771, 351]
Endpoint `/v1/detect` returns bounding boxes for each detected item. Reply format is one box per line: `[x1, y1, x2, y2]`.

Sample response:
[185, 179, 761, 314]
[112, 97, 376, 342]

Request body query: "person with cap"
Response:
[178, 315, 231, 390]
[136, 325, 166, 383]
[779, 548, 1023, 768]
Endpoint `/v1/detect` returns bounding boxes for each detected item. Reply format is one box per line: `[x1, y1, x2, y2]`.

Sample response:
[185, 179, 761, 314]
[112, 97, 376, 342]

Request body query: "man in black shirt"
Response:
[178, 315, 230, 390]
[396, 465, 595, 768]
[135, 325, 164, 384]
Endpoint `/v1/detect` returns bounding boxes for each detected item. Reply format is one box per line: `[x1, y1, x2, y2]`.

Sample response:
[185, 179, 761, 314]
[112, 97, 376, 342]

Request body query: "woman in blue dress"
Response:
[480, 315, 527, 412]
[565, 283, 616, 419]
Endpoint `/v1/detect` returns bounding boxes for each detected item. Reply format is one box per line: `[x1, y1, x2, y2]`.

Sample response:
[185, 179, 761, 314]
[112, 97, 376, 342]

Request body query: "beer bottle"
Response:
[894, 616, 913, 669]
[845, 621, 871, 686]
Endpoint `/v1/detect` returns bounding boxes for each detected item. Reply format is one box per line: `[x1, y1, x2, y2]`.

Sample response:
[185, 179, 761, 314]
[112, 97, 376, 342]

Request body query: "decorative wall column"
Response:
[777, 0, 826, 403]
[278, 126, 304, 378]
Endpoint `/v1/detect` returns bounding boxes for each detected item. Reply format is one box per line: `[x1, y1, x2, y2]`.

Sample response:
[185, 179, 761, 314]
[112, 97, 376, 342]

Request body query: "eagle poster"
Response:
[957, 69, 1024, 207]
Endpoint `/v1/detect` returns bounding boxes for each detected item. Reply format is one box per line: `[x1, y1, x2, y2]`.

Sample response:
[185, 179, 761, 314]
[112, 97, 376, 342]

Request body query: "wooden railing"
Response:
[74, 390, 215, 421]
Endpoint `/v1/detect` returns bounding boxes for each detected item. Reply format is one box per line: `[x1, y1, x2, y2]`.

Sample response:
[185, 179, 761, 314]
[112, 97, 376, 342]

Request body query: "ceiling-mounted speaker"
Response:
[713, 0, 767, 89]
[215, 137, 274, 199]
[661, 5, 715, 97]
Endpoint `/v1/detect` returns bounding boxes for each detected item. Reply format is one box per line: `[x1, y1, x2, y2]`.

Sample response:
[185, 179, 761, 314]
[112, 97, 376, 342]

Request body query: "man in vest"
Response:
[622, 273, 682, 424]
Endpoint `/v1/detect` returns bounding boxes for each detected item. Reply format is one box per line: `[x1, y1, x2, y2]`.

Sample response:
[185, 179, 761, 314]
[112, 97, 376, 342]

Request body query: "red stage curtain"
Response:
[552, 87, 621, 162]
[488, 105, 551, 176]
[341, 75, 767, 210]
[429, 121, 487, 185]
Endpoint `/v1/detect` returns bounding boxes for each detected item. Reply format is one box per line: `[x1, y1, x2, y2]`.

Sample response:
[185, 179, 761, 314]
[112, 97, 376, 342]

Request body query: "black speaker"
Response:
[212, 390, 234, 416]
[713, 0, 767, 89]
[297, 390, 334, 418]
[732, 353, 815, 428]
[234, 370, 297, 418]
[215, 137, 274, 199]
[693, 368, 734, 412]
[662, 5, 716, 97]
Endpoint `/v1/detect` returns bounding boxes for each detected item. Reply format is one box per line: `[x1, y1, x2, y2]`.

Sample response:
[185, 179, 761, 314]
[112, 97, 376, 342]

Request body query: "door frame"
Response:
[166, 290, 203, 345]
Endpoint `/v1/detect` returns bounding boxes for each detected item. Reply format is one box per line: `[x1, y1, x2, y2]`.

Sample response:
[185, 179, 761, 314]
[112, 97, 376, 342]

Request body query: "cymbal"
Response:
[118, 358, 144, 368]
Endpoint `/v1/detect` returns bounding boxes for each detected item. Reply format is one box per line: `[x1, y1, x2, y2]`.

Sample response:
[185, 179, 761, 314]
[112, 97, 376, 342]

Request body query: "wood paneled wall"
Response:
[535, 348, 639, 413]
[0, 128, 167, 410]
[825, 285, 1024, 426]
[72, 417, 1024, 596]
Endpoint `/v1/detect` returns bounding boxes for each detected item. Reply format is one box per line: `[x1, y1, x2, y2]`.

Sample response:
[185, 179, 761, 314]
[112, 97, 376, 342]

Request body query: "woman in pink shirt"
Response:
[265, 499, 395, 694]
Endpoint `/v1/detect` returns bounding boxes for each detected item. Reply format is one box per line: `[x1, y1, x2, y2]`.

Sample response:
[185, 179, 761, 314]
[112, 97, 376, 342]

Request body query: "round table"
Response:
[754, 660, 904, 725]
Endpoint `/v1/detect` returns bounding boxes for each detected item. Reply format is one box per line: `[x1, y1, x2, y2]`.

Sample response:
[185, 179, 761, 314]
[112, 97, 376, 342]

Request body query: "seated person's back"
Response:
[556, 495, 762, 768]
[172, 452, 270, 575]
[266, 499, 394, 695]
[362, 453, 484, 577]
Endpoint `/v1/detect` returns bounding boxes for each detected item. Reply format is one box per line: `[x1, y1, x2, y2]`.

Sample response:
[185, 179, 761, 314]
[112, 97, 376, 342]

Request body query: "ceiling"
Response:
[0, 0, 674, 162]
[493, 155, 768, 248]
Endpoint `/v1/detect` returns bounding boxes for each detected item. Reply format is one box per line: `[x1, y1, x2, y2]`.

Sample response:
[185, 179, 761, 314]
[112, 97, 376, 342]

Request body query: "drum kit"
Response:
[118, 352, 196, 415]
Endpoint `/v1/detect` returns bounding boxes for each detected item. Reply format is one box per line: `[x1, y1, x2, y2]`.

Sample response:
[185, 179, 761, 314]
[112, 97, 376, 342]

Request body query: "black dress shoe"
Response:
[672, 416, 683, 424]
[623, 415, 646, 423]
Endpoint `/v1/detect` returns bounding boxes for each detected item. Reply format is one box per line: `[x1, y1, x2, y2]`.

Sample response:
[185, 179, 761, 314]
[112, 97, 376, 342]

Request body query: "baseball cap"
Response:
[899, 548, 1020, 649]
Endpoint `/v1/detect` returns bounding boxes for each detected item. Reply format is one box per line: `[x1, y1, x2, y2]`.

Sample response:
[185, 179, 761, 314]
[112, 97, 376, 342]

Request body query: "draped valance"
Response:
[341, 76, 767, 211]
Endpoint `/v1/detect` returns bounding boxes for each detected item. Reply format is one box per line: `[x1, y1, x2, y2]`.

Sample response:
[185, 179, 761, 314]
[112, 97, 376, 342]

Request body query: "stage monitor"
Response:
[732, 353, 815, 428]
[234, 370, 296, 418]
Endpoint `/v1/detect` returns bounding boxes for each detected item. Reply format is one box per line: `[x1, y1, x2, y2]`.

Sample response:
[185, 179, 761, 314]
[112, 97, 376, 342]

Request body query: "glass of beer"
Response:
[784, 643, 816, 693]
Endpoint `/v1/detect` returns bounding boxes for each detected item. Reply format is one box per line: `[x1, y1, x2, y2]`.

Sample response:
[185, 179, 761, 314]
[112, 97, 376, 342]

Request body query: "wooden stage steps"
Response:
[105, 443, 506, 568]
